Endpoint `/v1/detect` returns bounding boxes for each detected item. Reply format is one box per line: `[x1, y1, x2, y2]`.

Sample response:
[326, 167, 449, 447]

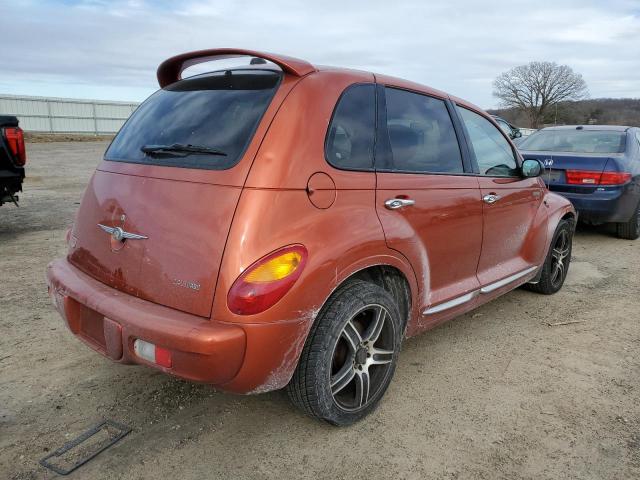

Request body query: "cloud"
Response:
[1, 0, 639, 108]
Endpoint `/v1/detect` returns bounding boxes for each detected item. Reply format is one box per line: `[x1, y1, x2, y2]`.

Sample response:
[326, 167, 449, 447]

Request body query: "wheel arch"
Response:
[220, 251, 420, 394]
[561, 210, 577, 225]
[337, 264, 414, 334]
[544, 192, 577, 243]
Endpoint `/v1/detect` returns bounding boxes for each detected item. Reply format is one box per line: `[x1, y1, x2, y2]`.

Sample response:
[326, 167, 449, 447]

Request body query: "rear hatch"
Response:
[68, 69, 282, 317]
[518, 128, 626, 192]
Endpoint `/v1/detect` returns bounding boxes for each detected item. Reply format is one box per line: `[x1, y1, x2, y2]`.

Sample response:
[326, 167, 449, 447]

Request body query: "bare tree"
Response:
[493, 62, 588, 128]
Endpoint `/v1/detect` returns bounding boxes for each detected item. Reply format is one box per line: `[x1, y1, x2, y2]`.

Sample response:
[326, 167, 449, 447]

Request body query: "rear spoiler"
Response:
[157, 48, 316, 88]
[0, 116, 19, 128]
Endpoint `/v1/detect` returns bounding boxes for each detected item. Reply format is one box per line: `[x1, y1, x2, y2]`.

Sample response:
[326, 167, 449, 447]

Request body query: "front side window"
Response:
[458, 107, 519, 177]
[325, 84, 376, 170]
[383, 88, 463, 174]
[496, 119, 513, 136]
[106, 69, 280, 170]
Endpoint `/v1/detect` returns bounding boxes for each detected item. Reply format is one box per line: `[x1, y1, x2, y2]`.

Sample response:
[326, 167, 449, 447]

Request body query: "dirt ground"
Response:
[1, 141, 639, 480]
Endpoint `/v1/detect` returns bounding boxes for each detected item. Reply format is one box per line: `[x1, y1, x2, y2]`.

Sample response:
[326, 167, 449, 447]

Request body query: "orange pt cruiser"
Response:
[47, 49, 576, 425]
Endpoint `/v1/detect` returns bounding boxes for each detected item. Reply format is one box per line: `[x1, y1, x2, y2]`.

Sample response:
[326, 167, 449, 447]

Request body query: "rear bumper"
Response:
[46, 258, 310, 393]
[549, 184, 639, 224]
[46, 258, 247, 386]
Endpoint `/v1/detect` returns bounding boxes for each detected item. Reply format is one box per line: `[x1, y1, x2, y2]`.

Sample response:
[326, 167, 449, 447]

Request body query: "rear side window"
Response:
[383, 88, 463, 174]
[105, 70, 281, 170]
[458, 107, 519, 177]
[325, 84, 376, 170]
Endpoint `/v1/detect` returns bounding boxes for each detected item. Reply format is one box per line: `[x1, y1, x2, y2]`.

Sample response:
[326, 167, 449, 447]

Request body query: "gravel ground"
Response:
[1, 142, 639, 480]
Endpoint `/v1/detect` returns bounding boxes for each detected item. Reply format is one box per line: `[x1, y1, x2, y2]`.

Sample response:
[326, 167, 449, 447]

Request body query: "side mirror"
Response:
[522, 159, 543, 178]
[513, 130, 522, 138]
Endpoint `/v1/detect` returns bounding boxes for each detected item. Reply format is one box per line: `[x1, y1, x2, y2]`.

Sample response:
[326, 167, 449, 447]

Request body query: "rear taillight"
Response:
[565, 170, 601, 185]
[228, 245, 308, 315]
[3, 127, 26, 166]
[565, 170, 631, 185]
[599, 171, 632, 185]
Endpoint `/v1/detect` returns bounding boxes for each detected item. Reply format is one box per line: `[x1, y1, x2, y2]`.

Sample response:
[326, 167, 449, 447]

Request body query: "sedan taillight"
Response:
[599, 171, 632, 185]
[565, 170, 631, 185]
[3, 127, 26, 166]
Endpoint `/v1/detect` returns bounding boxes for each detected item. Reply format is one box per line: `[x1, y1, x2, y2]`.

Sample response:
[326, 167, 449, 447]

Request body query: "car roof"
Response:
[539, 125, 632, 132]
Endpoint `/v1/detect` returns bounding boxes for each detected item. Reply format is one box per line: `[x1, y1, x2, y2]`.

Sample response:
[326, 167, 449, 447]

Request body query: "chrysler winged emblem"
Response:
[98, 223, 148, 242]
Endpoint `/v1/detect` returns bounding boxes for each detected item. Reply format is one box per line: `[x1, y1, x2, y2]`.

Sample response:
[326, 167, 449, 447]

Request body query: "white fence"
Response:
[0, 94, 140, 134]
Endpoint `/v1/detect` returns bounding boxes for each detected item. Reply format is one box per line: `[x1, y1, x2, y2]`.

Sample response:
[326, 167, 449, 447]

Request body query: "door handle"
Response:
[385, 198, 415, 210]
[482, 194, 501, 205]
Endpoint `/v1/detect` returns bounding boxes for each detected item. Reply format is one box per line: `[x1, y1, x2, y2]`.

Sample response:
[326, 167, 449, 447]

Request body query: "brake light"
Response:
[3, 127, 26, 166]
[228, 245, 308, 315]
[599, 171, 632, 185]
[565, 170, 600, 184]
[565, 170, 631, 185]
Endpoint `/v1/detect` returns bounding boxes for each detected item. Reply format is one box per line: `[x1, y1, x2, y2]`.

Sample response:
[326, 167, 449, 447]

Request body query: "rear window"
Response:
[105, 69, 281, 170]
[519, 129, 626, 154]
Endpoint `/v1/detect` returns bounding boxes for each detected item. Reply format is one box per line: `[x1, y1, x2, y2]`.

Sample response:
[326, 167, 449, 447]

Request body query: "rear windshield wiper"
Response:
[141, 143, 227, 156]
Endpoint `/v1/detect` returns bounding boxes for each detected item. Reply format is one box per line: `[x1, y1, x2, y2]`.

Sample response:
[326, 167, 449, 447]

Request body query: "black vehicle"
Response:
[491, 115, 522, 141]
[0, 116, 26, 207]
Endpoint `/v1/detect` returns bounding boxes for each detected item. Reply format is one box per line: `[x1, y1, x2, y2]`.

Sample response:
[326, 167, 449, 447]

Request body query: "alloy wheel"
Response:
[550, 230, 570, 287]
[330, 304, 396, 412]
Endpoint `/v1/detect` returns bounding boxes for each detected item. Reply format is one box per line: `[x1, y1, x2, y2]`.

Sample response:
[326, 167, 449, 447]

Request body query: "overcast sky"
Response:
[1, 0, 639, 109]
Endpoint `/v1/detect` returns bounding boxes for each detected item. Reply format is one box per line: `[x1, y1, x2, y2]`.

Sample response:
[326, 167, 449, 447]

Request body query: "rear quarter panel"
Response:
[212, 70, 420, 392]
[214, 188, 418, 393]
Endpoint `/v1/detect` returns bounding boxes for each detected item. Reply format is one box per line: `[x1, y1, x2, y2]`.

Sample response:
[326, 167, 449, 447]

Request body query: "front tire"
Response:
[287, 280, 402, 426]
[527, 219, 573, 295]
[616, 201, 640, 240]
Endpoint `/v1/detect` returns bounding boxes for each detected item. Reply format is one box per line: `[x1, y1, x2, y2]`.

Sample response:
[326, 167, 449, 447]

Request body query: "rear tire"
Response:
[527, 219, 573, 295]
[287, 280, 402, 426]
[616, 202, 640, 240]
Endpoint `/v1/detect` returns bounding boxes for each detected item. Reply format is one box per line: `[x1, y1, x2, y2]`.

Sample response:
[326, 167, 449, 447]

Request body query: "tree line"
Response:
[490, 61, 639, 128]
[488, 98, 640, 129]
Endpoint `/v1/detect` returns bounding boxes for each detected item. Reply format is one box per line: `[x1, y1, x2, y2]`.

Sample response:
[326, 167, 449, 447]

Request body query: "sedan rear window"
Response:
[519, 130, 626, 154]
[105, 70, 281, 170]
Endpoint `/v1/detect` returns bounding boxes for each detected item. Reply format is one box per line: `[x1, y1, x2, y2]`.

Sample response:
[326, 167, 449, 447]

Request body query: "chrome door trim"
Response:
[479, 265, 538, 294]
[421, 265, 539, 315]
[422, 290, 479, 315]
